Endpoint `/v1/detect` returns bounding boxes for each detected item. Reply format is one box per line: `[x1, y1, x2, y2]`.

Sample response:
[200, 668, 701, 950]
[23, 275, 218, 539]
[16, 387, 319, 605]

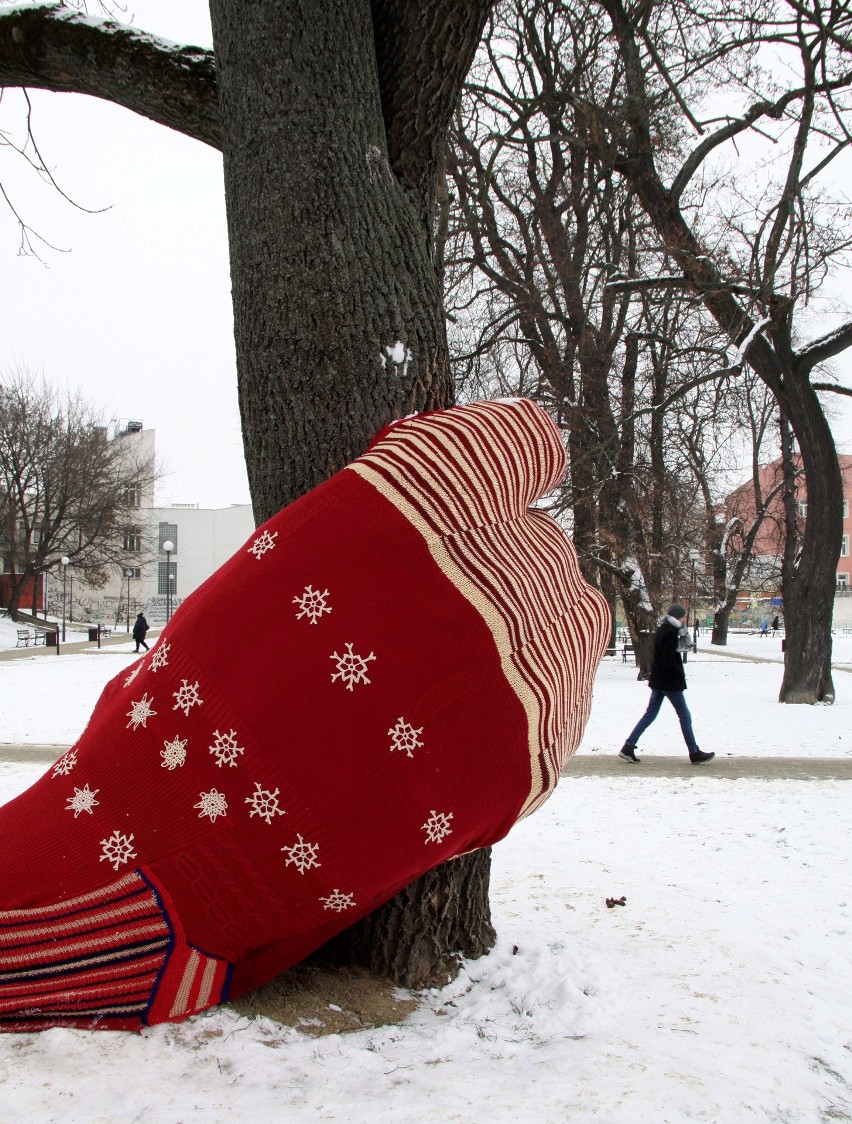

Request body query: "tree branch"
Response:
[796, 319, 852, 373]
[370, 0, 495, 222]
[0, 2, 221, 148]
[670, 73, 852, 205]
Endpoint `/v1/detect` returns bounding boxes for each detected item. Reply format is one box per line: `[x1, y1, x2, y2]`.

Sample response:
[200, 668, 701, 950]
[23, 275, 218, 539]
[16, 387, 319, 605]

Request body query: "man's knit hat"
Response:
[0, 399, 609, 1032]
[667, 604, 687, 620]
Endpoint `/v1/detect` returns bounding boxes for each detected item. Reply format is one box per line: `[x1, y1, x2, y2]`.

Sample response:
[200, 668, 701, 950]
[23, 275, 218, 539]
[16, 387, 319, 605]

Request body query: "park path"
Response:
[0, 742, 849, 780]
[0, 628, 162, 662]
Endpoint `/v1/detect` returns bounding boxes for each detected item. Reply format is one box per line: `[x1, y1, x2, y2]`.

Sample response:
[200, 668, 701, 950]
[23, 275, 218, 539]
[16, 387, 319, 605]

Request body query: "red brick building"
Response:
[725, 455, 852, 604]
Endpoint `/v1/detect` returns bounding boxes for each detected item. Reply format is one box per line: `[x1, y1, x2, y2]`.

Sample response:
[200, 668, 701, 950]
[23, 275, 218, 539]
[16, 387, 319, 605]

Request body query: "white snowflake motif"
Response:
[65, 783, 100, 818]
[293, 585, 332, 625]
[161, 735, 188, 770]
[422, 809, 454, 845]
[149, 641, 171, 673]
[173, 679, 203, 717]
[388, 717, 424, 759]
[245, 782, 286, 824]
[123, 662, 144, 688]
[330, 643, 376, 690]
[99, 830, 137, 871]
[195, 788, 228, 823]
[319, 889, 356, 914]
[281, 834, 321, 875]
[52, 749, 78, 778]
[248, 529, 278, 559]
[209, 729, 245, 768]
[126, 693, 157, 730]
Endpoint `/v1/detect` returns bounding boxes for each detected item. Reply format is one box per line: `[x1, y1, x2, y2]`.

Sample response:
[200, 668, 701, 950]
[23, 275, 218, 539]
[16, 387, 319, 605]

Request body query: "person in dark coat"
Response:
[619, 604, 714, 764]
[132, 612, 150, 653]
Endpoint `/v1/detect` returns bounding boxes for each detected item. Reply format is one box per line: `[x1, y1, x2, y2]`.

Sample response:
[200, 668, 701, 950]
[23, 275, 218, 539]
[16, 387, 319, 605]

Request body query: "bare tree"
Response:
[0, 367, 158, 620]
[585, 0, 852, 702]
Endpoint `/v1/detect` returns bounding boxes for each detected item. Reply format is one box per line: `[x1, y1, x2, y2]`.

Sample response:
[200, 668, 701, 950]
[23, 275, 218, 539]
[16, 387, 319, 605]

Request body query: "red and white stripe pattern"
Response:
[0, 871, 229, 1031]
[351, 399, 610, 817]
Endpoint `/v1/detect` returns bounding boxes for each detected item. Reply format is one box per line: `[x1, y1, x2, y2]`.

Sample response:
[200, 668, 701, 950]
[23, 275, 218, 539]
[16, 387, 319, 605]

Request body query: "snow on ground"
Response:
[0, 625, 850, 1122]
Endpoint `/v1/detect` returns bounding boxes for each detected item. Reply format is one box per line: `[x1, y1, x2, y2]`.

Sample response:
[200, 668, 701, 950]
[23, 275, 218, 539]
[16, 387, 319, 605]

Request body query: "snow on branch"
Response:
[0, 2, 221, 148]
[795, 319, 852, 374]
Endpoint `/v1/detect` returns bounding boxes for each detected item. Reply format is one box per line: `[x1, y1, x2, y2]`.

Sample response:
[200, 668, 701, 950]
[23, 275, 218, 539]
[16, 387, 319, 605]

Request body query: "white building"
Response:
[73, 422, 254, 625]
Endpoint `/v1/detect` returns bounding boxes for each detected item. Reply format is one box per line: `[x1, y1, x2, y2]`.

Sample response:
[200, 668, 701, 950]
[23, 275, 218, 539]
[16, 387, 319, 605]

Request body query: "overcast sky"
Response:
[1, 1, 850, 515]
[0, 1, 246, 508]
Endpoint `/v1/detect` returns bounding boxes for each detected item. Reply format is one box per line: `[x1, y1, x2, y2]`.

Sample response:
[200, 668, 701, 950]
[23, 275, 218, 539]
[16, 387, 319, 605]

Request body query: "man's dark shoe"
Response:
[690, 750, 715, 764]
[619, 745, 640, 763]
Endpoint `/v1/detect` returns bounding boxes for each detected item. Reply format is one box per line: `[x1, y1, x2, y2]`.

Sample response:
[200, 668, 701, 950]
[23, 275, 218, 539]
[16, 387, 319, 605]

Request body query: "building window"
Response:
[158, 560, 177, 596]
[844, 500, 849, 519]
[123, 527, 142, 553]
[798, 501, 808, 518]
[838, 573, 849, 591]
[123, 485, 142, 508]
[842, 535, 849, 558]
[159, 522, 178, 553]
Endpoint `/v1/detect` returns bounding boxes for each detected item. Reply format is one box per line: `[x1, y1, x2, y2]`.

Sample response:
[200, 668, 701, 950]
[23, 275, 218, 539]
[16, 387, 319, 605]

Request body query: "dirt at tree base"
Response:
[228, 962, 419, 1036]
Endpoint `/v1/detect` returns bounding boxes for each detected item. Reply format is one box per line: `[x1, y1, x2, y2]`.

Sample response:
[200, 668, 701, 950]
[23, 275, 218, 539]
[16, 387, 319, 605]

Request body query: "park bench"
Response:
[15, 629, 46, 648]
[622, 643, 635, 662]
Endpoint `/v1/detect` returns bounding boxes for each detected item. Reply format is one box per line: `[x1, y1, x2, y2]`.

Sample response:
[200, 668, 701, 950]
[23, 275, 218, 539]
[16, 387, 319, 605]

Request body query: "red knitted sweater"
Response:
[0, 398, 608, 1031]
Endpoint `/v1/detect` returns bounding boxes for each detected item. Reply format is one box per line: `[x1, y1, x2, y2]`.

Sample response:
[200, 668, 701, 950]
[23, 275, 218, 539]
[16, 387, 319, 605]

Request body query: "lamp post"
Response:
[125, 569, 133, 633]
[60, 555, 70, 642]
[688, 548, 701, 648]
[68, 570, 73, 623]
[163, 541, 174, 623]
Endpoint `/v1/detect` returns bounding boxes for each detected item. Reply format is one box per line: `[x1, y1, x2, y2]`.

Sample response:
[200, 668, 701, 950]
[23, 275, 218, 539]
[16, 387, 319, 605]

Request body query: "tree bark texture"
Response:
[315, 850, 496, 989]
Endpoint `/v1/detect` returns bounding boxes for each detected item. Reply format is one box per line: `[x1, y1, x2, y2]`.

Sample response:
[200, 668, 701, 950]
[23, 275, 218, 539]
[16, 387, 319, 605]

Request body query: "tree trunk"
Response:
[711, 602, 732, 646]
[315, 850, 496, 989]
[207, 0, 493, 985]
[777, 393, 840, 702]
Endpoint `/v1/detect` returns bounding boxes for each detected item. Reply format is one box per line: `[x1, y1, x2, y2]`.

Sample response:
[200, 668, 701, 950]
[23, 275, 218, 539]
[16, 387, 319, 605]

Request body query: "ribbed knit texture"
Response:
[0, 399, 608, 1031]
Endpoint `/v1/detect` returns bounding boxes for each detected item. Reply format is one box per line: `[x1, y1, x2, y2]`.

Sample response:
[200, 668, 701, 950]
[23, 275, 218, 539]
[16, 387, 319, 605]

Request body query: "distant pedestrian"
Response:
[619, 604, 714, 765]
[760, 619, 769, 638]
[132, 613, 150, 653]
[771, 615, 780, 636]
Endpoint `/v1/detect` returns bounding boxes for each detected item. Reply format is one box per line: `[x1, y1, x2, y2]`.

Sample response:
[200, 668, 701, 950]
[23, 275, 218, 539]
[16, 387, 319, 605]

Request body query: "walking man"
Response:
[132, 612, 150, 654]
[619, 604, 714, 765]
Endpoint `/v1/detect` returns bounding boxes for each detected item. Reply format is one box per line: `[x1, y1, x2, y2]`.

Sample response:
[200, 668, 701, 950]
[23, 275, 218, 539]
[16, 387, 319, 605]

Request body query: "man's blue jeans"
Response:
[626, 689, 699, 755]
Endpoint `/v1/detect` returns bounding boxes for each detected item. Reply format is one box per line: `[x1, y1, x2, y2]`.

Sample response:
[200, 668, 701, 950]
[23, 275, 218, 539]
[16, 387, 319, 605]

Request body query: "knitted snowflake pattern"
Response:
[245, 782, 286, 824]
[422, 810, 454, 844]
[330, 643, 376, 690]
[126, 694, 157, 730]
[52, 750, 78, 778]
[161, 736, 188, 770]
[123, 662, 144, 688]
[209, 729, 245, 768]
[293, 585, 332, 625]
[195, 788, 228, 822]
[99, 830, 137, 870]
[319, 889, 356, 913]
[173, 679, 203, 717]
[149, 641, 171, 673]
[388, 717, 424, 758]
[65, 784, 99, 818]
[281, 834, 321, 874]
[248, 530, 278, 559]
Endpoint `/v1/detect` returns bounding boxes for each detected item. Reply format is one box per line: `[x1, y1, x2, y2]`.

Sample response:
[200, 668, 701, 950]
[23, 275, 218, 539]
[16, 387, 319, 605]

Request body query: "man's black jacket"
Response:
[648, 617, 687, 692]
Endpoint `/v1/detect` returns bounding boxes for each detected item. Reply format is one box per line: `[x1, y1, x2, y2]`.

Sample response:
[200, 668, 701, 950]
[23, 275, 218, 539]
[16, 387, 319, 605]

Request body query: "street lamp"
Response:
[125, 569, 133, 633]
[688, 548, 701, 647]
[163, 541, 174, 623]
[60, 555, 70, 642]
